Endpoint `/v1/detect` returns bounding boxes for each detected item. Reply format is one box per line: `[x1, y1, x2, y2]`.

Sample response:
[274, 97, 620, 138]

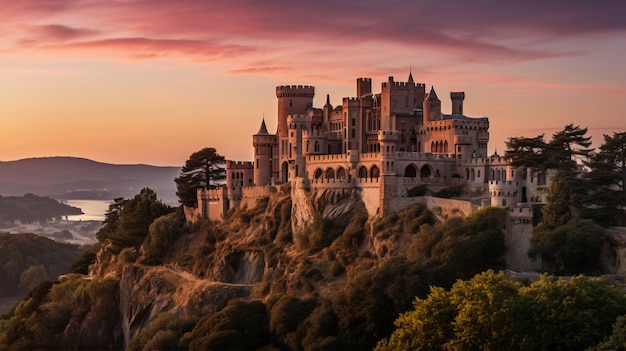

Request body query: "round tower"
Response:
[276, 85, 315, 139]
[423, 86, 442, 122]
[489, 179, 519, 208]
[253, 119, 273, 186]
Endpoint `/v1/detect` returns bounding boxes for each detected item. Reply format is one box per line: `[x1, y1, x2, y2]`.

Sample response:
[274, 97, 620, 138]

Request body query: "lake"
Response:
[64, 199, 111, 221]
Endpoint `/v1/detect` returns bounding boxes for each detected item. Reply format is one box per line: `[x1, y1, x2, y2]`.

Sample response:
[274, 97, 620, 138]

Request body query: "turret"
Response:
[451, 92, 465, 115]
[253, 119, 274, 186]
[423, 86, 442, 121]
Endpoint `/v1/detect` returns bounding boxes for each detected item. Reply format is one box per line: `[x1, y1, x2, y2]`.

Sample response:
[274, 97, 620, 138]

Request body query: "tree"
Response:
[106, 188, 174, 253]
[96, 197, 124, 243]
[584, 131, 626, 226]
[377, 271, 626, 351]
[530, 218, 605, 274]
[175, 147, 226, 207]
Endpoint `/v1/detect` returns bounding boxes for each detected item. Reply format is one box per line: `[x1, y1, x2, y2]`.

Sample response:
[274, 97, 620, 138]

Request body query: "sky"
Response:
[0, 0, 624, 166]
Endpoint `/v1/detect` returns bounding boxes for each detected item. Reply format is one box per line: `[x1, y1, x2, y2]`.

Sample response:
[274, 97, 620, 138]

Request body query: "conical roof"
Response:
[426, 86, 440, 101]
[256, 118, 269, 135]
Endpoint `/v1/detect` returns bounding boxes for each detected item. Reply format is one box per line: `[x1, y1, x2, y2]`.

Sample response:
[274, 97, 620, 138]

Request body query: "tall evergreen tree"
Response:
[175, 147, 226, 207]
[584, 131, 626, 226]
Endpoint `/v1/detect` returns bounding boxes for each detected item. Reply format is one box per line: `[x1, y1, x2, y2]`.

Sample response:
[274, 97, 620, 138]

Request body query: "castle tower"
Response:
[253, 119, 274, 186]
[451, 92, 465, 115]
[378, 130, 399, 214]
[287, 114, 310, 180]
[276, 85, 314, 183]
[505, 204, 541, 271]
[276, 85, 315, 139]
[357, 78, 372, 98]
[489, 179, 519, 208]
[423, 86, 442, 121]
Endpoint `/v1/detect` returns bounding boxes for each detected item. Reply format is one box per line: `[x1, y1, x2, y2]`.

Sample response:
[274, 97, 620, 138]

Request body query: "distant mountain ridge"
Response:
[0, 157, 181, 204]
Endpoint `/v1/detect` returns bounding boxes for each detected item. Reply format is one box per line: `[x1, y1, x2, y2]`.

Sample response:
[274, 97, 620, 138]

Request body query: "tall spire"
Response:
[408, 66, 414, 83]
[325, 94, 331, 106]
[256, 117, 269, 135]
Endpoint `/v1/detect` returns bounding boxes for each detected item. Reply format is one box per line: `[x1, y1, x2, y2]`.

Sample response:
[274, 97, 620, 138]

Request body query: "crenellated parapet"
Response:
[276, 85, 315, 98]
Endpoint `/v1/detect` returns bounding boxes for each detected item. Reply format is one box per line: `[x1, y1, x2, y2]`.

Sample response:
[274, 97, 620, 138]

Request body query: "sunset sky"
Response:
[1, 0, 624, 166]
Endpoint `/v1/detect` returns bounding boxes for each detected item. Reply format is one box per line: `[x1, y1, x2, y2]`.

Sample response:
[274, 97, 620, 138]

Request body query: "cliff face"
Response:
[100, 185, 372, 347]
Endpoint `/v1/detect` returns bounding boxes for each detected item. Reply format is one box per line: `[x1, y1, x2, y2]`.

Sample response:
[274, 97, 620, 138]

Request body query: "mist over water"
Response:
[65, 199, 110, 221]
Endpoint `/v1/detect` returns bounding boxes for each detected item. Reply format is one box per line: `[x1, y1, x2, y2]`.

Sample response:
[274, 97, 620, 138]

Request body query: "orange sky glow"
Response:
[0, 0, 624, 166]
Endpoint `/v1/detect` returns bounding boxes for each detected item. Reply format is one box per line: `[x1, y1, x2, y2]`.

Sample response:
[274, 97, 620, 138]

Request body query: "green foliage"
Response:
[583, 131, 626, 226]
[142, 210, 186, 265]
[96, 197, 124, 243]
[269, 296, 315, 350]
[594, 315, 626, 350]
[408, 206, 507, 278]
[70, 244, 99, 274]
[188, 300, 269, 351]
[1, 275, 121, 350]
[433, 183, 465, 198]
[127, 312, 195, 351]
[0, 233, 81, 298]
[104, 188, 174, 253]
[530, 218, 605, 274]
[0, 193, 82, 224]
[18, 265, 48, 291]
[377, 271, 626, 351]
[373, 203, 435, 240]
[174, 147, 226, 207]
[407, 184, 428, 197]
[333, 257, 451, 351]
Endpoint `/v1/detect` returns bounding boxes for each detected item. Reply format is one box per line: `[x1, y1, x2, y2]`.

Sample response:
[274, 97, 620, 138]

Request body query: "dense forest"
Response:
[0, 127, 624, 350]
[0, 233, 84, 314]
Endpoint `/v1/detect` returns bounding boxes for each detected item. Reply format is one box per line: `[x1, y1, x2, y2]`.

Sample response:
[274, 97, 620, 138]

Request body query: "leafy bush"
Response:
[407, 184, 428, 197]
[433, 183, 465, 198]
[530, 218, 605, 274]
[377, 271, 626, 351]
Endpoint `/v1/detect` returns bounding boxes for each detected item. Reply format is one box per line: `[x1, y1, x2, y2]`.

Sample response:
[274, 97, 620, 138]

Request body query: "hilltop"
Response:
[0, 157, 180, 204]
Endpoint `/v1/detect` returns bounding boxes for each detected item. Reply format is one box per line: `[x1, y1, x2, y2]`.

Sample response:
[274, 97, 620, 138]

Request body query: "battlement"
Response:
[199, 186, 226, 201]
[226, 160, 253, 169]
[343, 97, 361, 106]
[306, 153, 349, 163]
[276, 85, 315, 98]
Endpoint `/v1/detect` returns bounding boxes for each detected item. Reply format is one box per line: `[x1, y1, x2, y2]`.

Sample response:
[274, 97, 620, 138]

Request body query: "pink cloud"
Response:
[1, 0, 625, 78]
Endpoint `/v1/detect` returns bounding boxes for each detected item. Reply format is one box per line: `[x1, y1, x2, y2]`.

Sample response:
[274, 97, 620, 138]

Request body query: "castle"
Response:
[192, 72, 550, 270]
[195, 72, 551, 218]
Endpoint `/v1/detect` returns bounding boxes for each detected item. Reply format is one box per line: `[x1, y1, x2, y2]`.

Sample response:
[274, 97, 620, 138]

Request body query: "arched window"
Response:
[358, 166, 368, 179]
[420, 165, 432, 179]
[404, 164, 417, 178]
[465, 168, 470, 179]
[325, 168, 335, 179]
[314, 168, 323, 179]
[471, 169, 475, 181]
[337, 167, 346, 180]
[370, 165, 380, 179]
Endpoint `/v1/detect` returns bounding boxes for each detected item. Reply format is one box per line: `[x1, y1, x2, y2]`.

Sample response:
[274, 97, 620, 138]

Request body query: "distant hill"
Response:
[0, 157, 181, 204]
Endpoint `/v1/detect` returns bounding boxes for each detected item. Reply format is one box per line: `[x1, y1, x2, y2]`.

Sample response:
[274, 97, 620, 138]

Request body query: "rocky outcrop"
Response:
[118, 264, 254, 348]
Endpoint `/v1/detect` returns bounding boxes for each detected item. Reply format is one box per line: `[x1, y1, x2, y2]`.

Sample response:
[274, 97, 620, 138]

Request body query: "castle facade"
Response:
[196, 72, 552, 222]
